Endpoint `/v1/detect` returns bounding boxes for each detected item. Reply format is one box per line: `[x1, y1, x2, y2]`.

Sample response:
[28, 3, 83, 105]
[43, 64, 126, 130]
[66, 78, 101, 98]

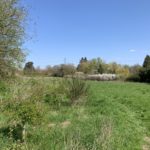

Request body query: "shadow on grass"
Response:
[0, 124, 23, 141]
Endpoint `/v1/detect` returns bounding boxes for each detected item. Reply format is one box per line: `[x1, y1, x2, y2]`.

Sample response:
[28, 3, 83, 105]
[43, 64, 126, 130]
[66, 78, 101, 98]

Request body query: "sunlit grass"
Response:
[0, 78, 150, 149]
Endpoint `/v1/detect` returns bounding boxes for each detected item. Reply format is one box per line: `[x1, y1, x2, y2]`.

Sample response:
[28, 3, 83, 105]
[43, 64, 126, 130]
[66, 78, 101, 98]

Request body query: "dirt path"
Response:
[142, 137, 150, 150]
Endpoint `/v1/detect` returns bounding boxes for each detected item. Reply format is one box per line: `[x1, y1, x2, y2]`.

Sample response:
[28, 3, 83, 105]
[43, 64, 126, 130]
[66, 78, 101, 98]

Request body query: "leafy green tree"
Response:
[143, 55, 150, 69]
[77, 61, 91, 74]
[23, 62, 35, 75]
[0, 0, 26, 79]
[139, 55, 150, 83]
[77, 57, 89, 73]
[61, 64, 76, 76]
[107, 62, 119, 74]
[90, 58, 107, 74]
[96, 58, 106, 74]
[79, 57, 88, 63]
[97, 64, 104, 74]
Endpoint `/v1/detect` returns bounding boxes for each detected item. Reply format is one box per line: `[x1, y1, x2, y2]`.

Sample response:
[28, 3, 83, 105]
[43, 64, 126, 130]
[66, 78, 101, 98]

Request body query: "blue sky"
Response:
[24, 0, 150, 68]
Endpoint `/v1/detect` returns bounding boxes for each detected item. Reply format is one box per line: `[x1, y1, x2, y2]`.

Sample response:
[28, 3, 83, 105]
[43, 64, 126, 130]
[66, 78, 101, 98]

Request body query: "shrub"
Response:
[24, 62, 35, 76]
[15, 102, 42, 125]
[2, 79, 44, 142]
[63, 77, 89, 104]
[126, 74, 140, 82]
[52, 64, 76, 77]
[139, 68, 150, 83]
[9, 101, 42, 142]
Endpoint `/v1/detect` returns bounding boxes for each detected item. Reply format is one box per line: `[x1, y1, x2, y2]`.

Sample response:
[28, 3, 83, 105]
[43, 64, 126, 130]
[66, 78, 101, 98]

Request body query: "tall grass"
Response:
[0, 78, 149, 149]
[63, 77, 89, 104]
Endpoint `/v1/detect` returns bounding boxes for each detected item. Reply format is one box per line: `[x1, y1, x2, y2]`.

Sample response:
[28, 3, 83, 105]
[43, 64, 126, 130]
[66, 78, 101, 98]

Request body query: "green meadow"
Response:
[0, 78, 150, 150]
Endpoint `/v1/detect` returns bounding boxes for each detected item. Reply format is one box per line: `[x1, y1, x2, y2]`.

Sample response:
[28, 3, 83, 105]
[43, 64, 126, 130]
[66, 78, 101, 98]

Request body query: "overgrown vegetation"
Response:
[63, 77, 89, 104]
[0, 78, 150, 149]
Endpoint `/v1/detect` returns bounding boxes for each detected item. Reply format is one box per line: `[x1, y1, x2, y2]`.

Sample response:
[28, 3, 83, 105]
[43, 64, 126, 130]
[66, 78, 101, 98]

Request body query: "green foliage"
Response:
[44, 92, 67, 108]
[76, 57, 131, 77]
[44, 77, 89, 106]
[15, 102, 42, 125]
[0, 0, 26, 79]
[0, 101, 42, 142]
[52, 64, 76, 77]
[0, 78, 45, 142]
[139, 68, 150, 83]
[23, 62, 35, 75]
[143, 55, 150, 69]
[0, 81, 7, 93]
[129, 64, 142, 75]
[77, 57, 91, 74]
[90, 57, 106, 74]
[97, 63, 104, 74]
[7, 142, 28, 150]
[63, 77, 89, 104]
[126, 74, 140, 82]
[1, 78, 150, 149]
[77, 61, 91, 74]
[107, 62, 118, 74]
[60, 64, 76, 76]
[136, 55, 150, 83]
[123, 56, 150, 83]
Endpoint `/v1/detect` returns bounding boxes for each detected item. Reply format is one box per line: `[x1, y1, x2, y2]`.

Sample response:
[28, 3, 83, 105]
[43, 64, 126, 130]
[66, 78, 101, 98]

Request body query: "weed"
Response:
[63, 77, 89, 104]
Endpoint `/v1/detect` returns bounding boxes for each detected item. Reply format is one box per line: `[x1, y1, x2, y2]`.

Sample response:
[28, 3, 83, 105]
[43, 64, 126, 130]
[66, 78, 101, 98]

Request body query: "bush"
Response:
[139, 68, 150, 83]
[63, 77, 89, 104]
[15, 102, 42, 125]
[2, 79, 45, 142]
[8, 101, 42, 142]
[24, 62, 35, 76]
[43, 77, 89, 106]
[52, 64, 76, 77]
[126, 74, 140, 82]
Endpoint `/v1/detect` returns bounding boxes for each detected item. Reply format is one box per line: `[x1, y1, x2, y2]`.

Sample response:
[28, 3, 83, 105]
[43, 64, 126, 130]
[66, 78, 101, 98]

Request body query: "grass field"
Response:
[0, 78, 150, 150]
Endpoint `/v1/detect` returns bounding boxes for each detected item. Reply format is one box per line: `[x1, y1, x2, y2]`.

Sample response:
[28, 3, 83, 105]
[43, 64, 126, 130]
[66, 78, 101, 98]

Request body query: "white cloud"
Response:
[129, 49, 136, 52]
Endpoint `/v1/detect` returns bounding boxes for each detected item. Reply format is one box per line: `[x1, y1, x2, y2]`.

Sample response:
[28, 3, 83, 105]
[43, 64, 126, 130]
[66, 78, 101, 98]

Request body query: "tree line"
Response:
[23, 55, 150, 83]
[22, 57, 140, 79]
